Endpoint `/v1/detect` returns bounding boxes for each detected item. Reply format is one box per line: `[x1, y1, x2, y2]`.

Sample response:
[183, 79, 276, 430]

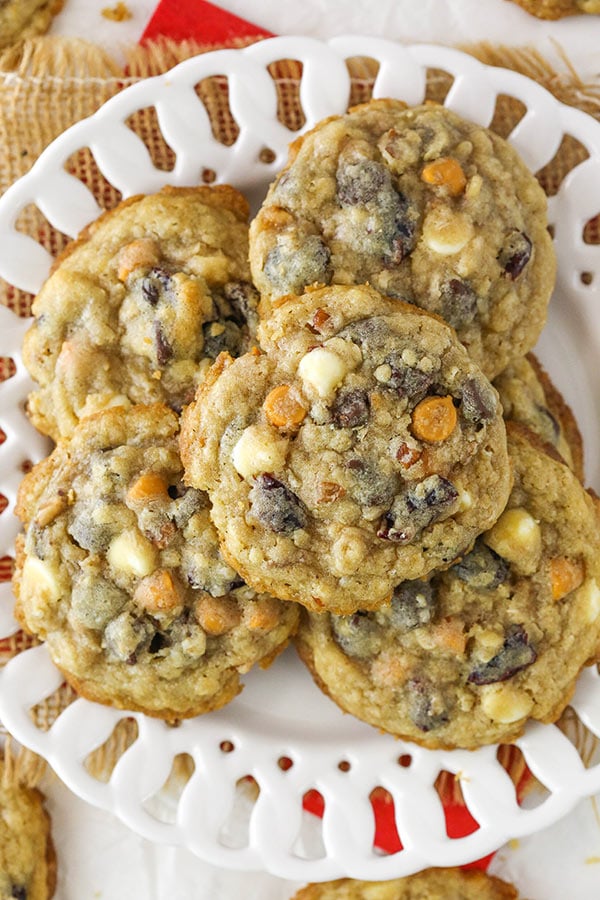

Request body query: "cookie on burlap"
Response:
[295, 423, 600, 749]
[23, 185, 258, 440]
[181, 284, 511, 615]
[506, 0, 600, 18]
[250, 99, 555, 379]
[290, 867, 518, 900]
[13, 404, 298, 720]
[494, 353, 583, 479]
[0, 759, 56, 899]
[0, 0, 63, 50]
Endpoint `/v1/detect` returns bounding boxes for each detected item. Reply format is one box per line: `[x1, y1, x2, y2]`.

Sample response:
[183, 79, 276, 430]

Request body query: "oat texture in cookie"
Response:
[0, 759, 56, 900]
[0, 0, 63, 49]
[494, 353, 583, 479]
[13, 404, 298, 720]
[23, 185, 259, 440]
[506, 0, 600, 19]
[181, 284, 511, 615]
[290, 866, 518, 900]
[295, 423, 600, 749]
[250, 100, 555, 379]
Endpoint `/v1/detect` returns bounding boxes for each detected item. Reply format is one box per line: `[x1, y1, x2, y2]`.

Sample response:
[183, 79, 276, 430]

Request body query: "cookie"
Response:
[494, 353, 584, 479]
[0, 761, 56, 900]
[181, 284, 511, 616]
[290, 867, 518, 900]
[249, 100, 555, 379]
[295, 423, 600, 749]
[23, 185, 258, 440]
[506, 0, 600, 18]
[0, 0, 63, 50]
[13, 404, 298, 720]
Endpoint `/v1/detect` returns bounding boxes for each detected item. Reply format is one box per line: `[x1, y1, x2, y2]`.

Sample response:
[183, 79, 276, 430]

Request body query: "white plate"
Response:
[1, 36, 600, 882]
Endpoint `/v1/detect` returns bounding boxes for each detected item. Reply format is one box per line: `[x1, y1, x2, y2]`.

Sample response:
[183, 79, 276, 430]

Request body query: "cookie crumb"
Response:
[101, 2, 132, 21]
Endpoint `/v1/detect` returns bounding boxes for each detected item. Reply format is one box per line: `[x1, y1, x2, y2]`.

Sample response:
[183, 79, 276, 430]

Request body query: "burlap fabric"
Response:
[0, 34, 597, 792]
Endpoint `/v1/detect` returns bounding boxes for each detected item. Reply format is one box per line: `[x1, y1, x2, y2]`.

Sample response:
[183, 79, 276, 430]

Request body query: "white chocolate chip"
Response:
[107, 529, 157, 578]
[579, 577, 600, 624]
[79, 392, 131, 419]
[458, 489, 473, 512]
[297, 347, 351, 398]
[483, 507, 542, 576]
[423, 209, 474, 256]
[21, 556, 62, 603]
[330, 528, 369, 575]
[231, 425, 288, 480]
[480, 684, 533, 724]
[374, 364, 392, 383]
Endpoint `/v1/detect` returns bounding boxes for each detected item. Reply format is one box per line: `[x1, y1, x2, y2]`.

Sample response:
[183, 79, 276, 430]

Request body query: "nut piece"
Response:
[107, 528, 158, 578]
[231, 424, 289, 480]
[480, 683, 534, 724]
[483, 507, 542, 575]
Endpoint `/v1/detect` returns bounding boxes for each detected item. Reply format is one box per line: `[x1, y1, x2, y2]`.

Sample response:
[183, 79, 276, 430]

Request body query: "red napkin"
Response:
[139, 1, 532, 871]
[141, 0, 273, 45]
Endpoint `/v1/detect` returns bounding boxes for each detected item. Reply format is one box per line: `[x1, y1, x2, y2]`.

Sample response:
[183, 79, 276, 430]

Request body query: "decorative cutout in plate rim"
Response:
[0, 36, 600, 881]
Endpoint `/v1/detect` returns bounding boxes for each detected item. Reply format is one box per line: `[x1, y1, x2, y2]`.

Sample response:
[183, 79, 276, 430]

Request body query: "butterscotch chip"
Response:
[181, 284, 510, 616]
[250, 100, 555, 379]
[13, 404, 298, 720]
[295, 425, 600, 749]
[23, 186, 259, 440]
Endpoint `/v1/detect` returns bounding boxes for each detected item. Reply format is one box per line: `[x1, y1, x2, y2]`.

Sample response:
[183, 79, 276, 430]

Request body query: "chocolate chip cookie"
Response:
[0, 759, 56, 900]
[181, 284, 511, 615]
[23, 185, 258, 440]
[291, 867, 518, 900]
[494, 353, 583, 479]
[295, 423, 600, 748]
[13, 404, 298, 720]
[250, 100, 555, 379]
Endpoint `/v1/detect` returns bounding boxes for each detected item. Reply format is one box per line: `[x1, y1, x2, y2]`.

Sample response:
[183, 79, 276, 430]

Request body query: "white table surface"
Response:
[22, 1, 600, 897]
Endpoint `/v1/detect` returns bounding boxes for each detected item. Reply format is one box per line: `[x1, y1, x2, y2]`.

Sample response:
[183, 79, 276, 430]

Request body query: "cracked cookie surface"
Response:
[181, 284, 511, 615]
[295, 424, 600, 748]
[23, 185, 258, 440]
[250, 100, 555, 379]
[13, 404, 298, 719]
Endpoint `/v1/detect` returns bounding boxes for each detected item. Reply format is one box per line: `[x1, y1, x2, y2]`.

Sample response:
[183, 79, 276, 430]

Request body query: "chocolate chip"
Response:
[408, 678, 451, 732]
[385, 352, 434, 402]
[331, 388, 370, 428]
[346, 458, 399, 507]
[390, 580, 436, 630]
[103, 611, 154, 664]
[468, 624, 537, 685]
[68, 503, 117, 552]
[386, 193, 419, 265]
[439, 278, 479, 329]
[336, 158, 388, 205]
[378, 475, 458, 543]
[249, 474, 307, 534]
[460, 377, 497, 424]
[498, 231, 532, 280]
[202, 320, 242, 359]
[331, 611, 381, 658]
[140, 267, 172, 305]
[453, 540, 509, 590]
[154, 320, 173, 366]
[264, 235, 332, 295]
[11, 887, 27, 900]
[223, 280, 259, 325]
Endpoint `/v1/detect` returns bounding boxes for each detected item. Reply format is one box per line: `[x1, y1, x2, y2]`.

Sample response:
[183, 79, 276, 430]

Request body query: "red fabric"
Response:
[140, 0, 273, 45]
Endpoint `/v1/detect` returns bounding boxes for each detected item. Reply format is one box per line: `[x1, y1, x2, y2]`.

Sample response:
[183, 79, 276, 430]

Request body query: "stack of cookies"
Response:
[13, 99, 600, 752]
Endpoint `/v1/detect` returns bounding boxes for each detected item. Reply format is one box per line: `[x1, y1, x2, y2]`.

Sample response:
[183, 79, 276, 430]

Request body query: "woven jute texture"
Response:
[0, 34, 598, 796]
